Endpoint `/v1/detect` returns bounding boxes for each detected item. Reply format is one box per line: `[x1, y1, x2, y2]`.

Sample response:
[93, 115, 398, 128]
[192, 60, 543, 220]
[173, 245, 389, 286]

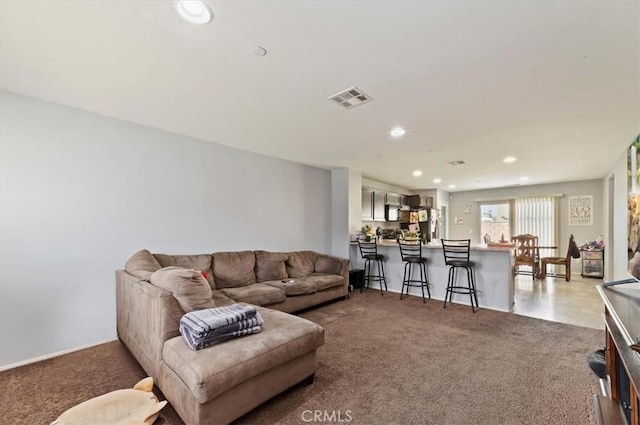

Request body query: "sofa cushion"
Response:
[219, 283, 285, 306]
[211, 289, 235, 307]
[150, 267, 216, 313]
[162, 306, 324, 403]
[315, 254, 342, 275]
[285, 251, 318, 278]
[212, 251, 256, 288]
[125, 249, 162, 280]
[306, 273, 345, 291]
[155, 254, 214, 289]
[263, 279, 317, 296]
[254, 251, 288, 282]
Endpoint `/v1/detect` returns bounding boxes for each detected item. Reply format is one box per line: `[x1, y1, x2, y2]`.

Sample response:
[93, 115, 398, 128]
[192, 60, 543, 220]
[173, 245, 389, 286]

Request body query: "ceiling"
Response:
[1, 1, 638, 191]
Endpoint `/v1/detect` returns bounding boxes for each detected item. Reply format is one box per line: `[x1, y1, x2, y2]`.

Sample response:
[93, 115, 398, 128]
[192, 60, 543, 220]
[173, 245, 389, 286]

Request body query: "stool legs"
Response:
[361, 258, 386, 295]
[443, 265, 478, 312]
[400, 261, 431, 303]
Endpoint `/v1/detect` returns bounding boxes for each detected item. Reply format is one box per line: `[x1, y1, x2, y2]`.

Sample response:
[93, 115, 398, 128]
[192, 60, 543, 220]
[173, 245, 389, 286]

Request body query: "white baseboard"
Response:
[0, 338, 117, 372]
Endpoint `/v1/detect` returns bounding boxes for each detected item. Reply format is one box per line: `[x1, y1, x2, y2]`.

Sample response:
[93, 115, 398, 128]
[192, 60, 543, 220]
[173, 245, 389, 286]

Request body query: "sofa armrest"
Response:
[316, 253, 350, 283]
[116, 270, 183, 380]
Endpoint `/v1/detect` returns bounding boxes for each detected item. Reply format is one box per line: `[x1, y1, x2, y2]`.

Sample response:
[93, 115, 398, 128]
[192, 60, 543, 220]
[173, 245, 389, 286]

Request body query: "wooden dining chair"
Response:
[540, 235, 580, 281]
[511, 234, 540, 278]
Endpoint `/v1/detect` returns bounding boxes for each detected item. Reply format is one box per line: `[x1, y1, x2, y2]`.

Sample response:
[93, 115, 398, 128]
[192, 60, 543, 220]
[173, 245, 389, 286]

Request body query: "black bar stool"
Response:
[357, 238, 387, 295]
[441, 239, 479, 312]
[398, 241, 431, 303]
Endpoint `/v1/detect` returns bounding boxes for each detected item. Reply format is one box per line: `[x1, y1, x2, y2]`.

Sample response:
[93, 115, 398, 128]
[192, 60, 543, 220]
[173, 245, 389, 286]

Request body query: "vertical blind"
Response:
[514, 197, 557, 249]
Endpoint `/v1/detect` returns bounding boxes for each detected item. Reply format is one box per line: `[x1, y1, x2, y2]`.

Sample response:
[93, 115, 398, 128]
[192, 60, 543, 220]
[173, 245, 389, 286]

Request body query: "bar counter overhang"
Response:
[349, 241, 515, 312]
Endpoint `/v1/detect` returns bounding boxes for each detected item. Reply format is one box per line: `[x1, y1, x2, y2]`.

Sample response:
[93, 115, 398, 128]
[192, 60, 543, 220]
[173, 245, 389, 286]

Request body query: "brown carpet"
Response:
[0, 291, 601, 425]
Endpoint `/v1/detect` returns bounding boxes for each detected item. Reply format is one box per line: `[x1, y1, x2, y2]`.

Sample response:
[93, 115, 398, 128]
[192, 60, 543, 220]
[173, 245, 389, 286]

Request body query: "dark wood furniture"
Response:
[511, 234, 540, 278]
[595, 281, 640, 425]
[540, 235, 575, 281]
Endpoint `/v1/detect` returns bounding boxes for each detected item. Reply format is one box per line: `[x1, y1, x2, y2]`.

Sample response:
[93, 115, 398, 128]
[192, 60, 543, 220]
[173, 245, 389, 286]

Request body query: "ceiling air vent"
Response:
[328, 86, 373, 109]
[448, 160, 466, 166]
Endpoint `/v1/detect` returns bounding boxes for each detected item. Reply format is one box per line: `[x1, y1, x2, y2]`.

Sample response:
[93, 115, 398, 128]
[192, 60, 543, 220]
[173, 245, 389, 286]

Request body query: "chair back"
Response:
[441, 239, 471, 265]
[357, 239, 378, 258]
[399, 241, 422, 261]
[511, 234, 539, 262]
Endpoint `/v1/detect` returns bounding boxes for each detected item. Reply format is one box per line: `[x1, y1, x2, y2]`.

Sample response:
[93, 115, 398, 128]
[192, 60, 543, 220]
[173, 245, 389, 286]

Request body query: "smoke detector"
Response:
[328, 86, 373, 109]
[448, 160, 466, 166]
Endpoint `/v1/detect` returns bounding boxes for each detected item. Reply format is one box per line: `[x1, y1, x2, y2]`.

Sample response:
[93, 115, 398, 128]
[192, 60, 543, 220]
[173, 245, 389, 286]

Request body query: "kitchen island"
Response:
[349, 241, 515, 312]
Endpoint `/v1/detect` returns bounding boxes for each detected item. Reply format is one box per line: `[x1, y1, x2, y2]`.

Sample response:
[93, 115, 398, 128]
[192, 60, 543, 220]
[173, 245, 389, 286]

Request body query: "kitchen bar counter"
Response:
[349, 241, 514, 312]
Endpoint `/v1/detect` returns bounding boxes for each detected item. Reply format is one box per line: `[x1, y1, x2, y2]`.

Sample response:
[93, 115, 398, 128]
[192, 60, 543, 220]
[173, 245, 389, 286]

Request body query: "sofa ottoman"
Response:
[158, 306, 324, 425]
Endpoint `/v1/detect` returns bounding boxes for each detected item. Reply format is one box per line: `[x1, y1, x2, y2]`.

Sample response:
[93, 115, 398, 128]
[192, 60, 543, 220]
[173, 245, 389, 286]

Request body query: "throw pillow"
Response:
[315, 254, 342, 275]
[125, 249, 162, 280]
[150, 267, 216, 313]
[254, 251, 288, 282]
[154, 253, 215, 289]
[212, 251, 256, 288]
[286, 251, 318, 278]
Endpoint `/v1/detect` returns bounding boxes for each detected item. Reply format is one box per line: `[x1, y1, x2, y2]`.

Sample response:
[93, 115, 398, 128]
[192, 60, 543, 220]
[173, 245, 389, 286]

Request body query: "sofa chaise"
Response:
[116, 249, 349, 424]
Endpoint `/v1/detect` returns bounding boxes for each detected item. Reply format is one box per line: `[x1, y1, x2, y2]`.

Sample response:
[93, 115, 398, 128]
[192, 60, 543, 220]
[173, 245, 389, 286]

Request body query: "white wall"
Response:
[447, 180, 604, 262]
[0, 92, 333, 367]
[604, 149, 630, 281]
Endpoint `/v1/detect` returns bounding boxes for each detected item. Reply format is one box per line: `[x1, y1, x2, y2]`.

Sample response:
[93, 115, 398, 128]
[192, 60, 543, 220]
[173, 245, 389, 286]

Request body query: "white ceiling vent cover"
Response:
[328, 86, 373, 109]
[448, 160, 466, 166]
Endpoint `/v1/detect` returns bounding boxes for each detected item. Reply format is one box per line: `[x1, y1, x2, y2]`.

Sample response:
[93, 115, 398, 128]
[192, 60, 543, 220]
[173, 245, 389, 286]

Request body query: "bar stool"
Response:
[441, 239, 479, 312]
[398, 241, 431, 303]
[357, 238, 387, 295]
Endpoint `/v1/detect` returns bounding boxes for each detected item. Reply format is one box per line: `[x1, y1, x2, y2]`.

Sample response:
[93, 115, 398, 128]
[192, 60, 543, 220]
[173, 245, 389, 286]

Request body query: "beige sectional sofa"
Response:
[116, 249, 349, 424]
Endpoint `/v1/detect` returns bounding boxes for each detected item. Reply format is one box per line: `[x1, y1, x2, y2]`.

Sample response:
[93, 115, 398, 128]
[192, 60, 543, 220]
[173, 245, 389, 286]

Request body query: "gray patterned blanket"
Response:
[179, 304, 264, 350]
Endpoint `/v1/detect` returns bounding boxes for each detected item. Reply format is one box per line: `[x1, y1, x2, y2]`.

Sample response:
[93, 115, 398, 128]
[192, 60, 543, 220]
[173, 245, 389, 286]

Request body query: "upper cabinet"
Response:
[361, 187, 373, 220]
[362, 188, 406, 221]
[373, 191, 386, 221]
[385, 193, 402, 206]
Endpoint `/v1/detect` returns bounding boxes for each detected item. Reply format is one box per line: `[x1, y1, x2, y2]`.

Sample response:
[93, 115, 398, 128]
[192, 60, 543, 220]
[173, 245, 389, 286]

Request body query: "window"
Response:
[514, 196, 558, 256]
[480, 203, 510, 242]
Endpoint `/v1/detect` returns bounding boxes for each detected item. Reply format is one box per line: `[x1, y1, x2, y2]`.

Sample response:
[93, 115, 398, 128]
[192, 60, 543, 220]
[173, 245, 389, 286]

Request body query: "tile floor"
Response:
[513, 273, 604, 329]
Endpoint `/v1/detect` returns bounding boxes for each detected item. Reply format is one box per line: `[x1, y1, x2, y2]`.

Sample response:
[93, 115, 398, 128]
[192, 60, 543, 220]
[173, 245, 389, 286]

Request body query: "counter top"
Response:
[350, 240, 514, 252]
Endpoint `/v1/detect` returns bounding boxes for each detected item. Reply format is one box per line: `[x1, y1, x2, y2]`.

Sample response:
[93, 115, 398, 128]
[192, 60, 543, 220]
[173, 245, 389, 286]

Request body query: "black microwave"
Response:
[385, 205, 399, 222]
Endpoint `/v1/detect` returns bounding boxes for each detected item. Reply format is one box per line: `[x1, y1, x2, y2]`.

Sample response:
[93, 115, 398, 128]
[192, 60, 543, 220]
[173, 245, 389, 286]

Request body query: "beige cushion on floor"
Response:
[263, 279, 317, 296]
[150, 267, 216, 313]
[51, 377, 167, 425]
[306, 273, 345, 291]
[162, 307, 324, 404]
[219, 283, 285, 306]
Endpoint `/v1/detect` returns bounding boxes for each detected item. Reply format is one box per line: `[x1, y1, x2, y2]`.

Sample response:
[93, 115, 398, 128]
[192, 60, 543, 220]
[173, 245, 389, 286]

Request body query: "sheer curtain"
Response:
[514, 197, 558, 252]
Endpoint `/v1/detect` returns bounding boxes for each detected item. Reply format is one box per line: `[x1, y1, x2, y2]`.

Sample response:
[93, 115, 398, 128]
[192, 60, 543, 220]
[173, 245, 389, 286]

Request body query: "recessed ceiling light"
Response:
[412, 170, 423, 177]
[175, 0, 213, 25]
[503, 156, 517, 164]
[448, 184, 456, 189]
[520, 176, 529, 181]
[433, 178, 442, 184]
[390, 127, 406, 138]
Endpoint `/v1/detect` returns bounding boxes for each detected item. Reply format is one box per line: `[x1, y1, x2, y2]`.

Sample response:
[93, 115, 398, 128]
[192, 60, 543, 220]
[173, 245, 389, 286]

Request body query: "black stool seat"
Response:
[363, 253, 385, 261]
[441, 239, 479, 312]
[357, 239, 387, 295]
[399, 242, 431, 303]
[446, 259, 475, 267]
[405, 256, 427, 263]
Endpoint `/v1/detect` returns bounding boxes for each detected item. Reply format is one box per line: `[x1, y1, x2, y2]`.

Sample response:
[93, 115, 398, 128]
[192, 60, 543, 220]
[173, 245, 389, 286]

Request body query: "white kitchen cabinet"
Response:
[362, 187, 373, 220]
